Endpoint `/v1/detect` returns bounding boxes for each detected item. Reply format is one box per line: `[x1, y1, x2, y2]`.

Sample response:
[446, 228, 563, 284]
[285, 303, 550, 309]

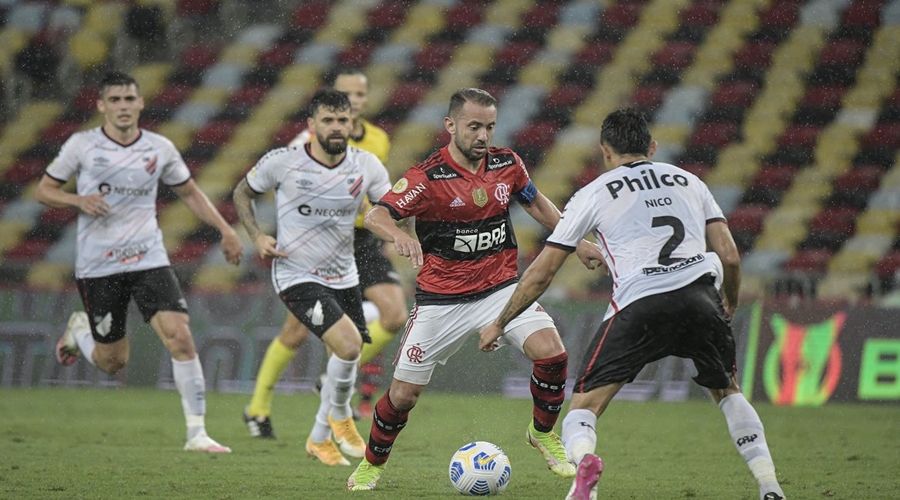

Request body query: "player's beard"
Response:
[456, 136, 488, 162]
[318, 133, 348, 155]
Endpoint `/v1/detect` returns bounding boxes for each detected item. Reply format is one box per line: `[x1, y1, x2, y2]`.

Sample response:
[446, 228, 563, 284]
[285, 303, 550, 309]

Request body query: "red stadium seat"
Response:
[841, 1, 883, 29]
[575, 41, 617, 66]
[751, 166, 797, 190]
[602, 2, 644, 28]
[414, 43, 455, 71]
[230, 85, 269, 107]
[495, 41, 542, 67]
[522, 3, 560, 28]
[444, 2, 485, 29]
[680, 162, 712, 179]
[631, 84, 668, 112]
[818, 40, 866, 67]
[179, 43, 220, 70]
[777, 125, 821, 148]
[290, 1, 331, 30]
[216, 201, 238, 226]
[861, 123, 900, 149]
[690, 122, 738, 148]
[808, 207, 858, 234]
[153, 84, 194, 108]
[876, 251, 900, 280]
[680, 2, 722, 28]
[258, 42, 298, 67]
[274, 120, 307, 146]
[40, 207, 78, 226]
[834, 166, 883, 192]
[652, 41, 696, 69]
[513, 121, 560, 150]
[733, 41, 776, 69]
[784, 249, 832, 273]
[710, 82, 759, 108]
[194, 120, 237, 146]
[385, 82, 429, 109]
[726, 204, 770, 234]
[337, 41, 376, 67]
[543, 84, 590, 109]
[801, 86, 846, 109]
[177, 0, 217, 17]
[4, 158, 46, 184]
[757, 1, 801, 28]
[367, 1, 407, 29]
[41, 121, 83, 146]
[5, 239, 53, 261]
[71, 86, 99, 113]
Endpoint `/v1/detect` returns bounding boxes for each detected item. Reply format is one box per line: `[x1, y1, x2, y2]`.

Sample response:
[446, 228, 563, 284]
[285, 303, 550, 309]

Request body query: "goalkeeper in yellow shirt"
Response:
[243, 67, 408, 440]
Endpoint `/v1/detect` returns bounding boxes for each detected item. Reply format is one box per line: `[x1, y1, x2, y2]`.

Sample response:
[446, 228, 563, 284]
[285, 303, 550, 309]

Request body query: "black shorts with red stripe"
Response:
[573, 273, 736, 392]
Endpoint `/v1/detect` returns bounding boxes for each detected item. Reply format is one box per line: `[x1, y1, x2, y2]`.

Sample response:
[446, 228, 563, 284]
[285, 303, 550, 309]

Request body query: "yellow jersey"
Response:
[350, 119, 391, 228]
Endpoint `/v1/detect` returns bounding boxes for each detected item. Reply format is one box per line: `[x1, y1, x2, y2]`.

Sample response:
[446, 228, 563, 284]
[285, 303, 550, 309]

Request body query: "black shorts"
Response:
[354, 228, 400, 291]
[76, 266, 188, 344]
[573, 274, 736, 392]
[280, 282, 369, 342]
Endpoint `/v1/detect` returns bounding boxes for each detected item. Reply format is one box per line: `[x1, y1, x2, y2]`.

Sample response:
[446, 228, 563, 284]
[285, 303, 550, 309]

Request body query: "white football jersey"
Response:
[547, 160, 726, 320]
[246, 144, 391, 293]
[45, 127, 191, 279]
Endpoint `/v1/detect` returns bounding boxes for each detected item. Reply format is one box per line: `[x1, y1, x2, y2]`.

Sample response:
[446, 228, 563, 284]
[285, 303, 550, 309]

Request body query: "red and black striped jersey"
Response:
[377, 146, 538, 304]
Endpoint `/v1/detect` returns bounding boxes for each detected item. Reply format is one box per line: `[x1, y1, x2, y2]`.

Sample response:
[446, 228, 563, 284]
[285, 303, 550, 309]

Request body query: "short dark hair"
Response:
[99, 71, 140, 95]
[323, 66, 366, 88]
[448, 88, 497, 118]
[600, 107, 651, 156]
[307, 88, 351, 116]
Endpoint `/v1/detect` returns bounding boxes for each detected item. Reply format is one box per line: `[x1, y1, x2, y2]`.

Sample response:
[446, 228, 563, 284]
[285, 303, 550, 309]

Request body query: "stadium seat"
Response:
[290, 2, 332, 30]
[784, 248, 833, 273]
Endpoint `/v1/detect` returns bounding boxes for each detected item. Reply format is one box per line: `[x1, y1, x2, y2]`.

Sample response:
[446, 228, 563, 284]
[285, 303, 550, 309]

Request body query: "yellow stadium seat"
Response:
[69, 30, 109, 70]
[26, 263, 73, 290]
[191, 265, 241, 292]
[155, 122, 195, 151]
[484, 0, 532, 27]
[132, 63, 173, 101]
[219, 44, 260, 65]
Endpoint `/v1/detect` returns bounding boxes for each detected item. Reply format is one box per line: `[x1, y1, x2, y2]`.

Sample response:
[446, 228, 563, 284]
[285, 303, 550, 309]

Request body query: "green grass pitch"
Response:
[1, 388, 897, 499]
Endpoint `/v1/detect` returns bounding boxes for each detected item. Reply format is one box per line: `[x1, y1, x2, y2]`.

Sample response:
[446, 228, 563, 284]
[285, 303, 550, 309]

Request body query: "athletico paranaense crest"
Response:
[763, 312, 845, 406]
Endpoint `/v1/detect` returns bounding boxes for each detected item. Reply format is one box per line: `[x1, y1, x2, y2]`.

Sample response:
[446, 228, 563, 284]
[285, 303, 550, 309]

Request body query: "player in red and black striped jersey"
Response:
[347, 88, 605, 491]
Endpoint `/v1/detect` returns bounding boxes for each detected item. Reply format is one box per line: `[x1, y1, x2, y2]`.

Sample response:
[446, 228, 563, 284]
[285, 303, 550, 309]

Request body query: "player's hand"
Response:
[78, 193, 110, 217]
[393, 233, 423, 269]
[254, 234, 288, 259]
[575, 240, 606, 272]
[478, 322, 504, 352]
[220, 227, 243, 265]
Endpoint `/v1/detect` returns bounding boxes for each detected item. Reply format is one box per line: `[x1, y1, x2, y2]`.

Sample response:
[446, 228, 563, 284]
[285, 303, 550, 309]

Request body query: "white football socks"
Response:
[719, 393, 784, 499]
[172, 357, 207, 441]
[562, 408, 598, 466]
[73, 327, 96, 366]
[310, 353, 359, 443]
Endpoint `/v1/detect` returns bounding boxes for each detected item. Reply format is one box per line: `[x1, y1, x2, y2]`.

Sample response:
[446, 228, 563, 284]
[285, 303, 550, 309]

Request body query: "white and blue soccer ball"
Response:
[449, 441, 512, 496]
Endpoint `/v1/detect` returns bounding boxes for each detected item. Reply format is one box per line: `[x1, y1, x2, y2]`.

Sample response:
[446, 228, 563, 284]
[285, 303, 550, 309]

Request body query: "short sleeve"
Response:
[159, 139, 191, 186]
[546, 187, 600, 250]
[45, 135, 82, 182]
[364, 156, 392, 204]
[375, 167, 429, 219]
[246, 151, 279, 194]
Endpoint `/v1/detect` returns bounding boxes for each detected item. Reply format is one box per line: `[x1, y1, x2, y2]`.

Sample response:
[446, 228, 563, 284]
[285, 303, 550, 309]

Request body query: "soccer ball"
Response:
[449, 441, 512, 496]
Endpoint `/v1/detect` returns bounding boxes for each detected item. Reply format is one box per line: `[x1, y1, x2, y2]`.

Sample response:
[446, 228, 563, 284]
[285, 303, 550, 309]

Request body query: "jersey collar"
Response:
[440, 145, 484, 178]
[304, 142, 347, 169]
[101, 126, 143, 148]
[622, 160, 652, 168]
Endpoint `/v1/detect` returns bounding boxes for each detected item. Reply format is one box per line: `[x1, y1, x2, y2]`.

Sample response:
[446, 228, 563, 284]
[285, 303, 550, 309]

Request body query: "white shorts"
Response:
[392, 284, 556, 386]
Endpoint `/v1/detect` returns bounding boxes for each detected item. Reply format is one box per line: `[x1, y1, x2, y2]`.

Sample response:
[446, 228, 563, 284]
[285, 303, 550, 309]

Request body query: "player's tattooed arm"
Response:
[233, 179, 287, 259]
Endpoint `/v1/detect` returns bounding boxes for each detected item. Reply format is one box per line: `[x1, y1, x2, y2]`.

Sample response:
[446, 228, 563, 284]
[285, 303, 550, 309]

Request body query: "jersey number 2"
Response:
[651, 216, 684, 265]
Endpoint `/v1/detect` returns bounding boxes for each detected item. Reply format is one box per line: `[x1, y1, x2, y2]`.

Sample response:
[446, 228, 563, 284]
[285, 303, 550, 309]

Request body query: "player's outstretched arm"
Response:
[364, 205, 422, 269]
[232, 178, 287, 259]
[707, 220, 741, 318]
[478, 245, 570, 351]
[35, 174, 109, 217]
[172, 179, 242, 265]
[521, 190, 563, 231]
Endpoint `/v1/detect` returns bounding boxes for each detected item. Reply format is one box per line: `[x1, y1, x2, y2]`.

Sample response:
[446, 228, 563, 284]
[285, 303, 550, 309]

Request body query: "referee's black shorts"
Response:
[573, 274, 736, 392]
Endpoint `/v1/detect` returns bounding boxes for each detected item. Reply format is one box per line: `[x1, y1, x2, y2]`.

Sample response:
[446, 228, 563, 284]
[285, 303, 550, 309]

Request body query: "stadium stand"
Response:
[2, 0, 900, 304]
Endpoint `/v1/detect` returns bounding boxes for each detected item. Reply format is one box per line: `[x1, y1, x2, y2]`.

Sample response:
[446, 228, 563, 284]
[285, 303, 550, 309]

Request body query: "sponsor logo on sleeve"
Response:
[395, 182, 426, 208]
[391, 178, 409, 193]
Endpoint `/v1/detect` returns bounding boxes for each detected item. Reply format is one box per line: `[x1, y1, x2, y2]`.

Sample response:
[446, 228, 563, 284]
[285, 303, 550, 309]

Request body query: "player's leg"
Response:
[135, 267, 229, 453]
[499, 287, 574, 478]
[350, 302, 463, 491]
[709, 379, 785, 500]
[245, 310, 310, 439]
[357, 281, 406, 418]
[562, 384, 623, 500]
[61, 275, 131, 373]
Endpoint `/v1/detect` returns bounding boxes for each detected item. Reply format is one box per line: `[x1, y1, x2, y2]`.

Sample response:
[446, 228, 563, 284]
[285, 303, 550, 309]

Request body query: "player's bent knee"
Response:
[278, 321, 309, 348]
[523, 328, 566, 359]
